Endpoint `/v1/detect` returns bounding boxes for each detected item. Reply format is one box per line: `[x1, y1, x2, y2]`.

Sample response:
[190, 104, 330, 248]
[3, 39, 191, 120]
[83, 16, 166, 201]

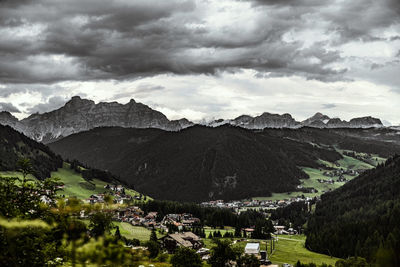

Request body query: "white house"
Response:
[244, 243, 260, 255]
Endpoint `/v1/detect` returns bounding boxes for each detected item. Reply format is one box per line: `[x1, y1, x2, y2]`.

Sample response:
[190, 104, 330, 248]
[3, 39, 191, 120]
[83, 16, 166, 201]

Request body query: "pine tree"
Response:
[150, 228, 158, 242]
[115, 226, 121, 240]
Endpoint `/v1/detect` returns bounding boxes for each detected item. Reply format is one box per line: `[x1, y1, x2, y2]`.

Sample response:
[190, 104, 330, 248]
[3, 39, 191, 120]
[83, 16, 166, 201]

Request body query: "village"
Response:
[78, 184, 307, 266]
[200, 197, 315, 212]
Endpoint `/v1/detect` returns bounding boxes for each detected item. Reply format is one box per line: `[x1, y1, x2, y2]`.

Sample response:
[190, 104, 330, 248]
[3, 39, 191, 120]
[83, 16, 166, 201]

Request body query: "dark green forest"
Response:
[306, 155, 400, 266]
[0, 125, 63, 179]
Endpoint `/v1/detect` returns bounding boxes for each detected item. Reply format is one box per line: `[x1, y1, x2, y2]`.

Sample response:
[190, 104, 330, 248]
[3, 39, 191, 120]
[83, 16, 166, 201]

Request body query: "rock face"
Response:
[0, 111, 19, 127]
[0, 97, 384, 143]
[302, 112, 331, 126]
[348, 116, 383, 128]
[300, 113, 383, 129]
[207, 112, 383, 129]
[3, 96, 193, 143]
[241, 112, 300, 129]
[206, 113, 300, 129]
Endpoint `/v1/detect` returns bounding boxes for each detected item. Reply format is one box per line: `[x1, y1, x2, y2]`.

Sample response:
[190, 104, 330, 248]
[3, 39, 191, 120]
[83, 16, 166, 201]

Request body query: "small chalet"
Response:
[161, 232, 202, 253]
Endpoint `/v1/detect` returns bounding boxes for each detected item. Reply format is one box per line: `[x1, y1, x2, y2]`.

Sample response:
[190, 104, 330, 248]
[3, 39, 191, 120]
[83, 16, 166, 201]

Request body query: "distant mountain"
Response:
[0, 97, 385, 143]
[232, 112, 300, 129]
[205, 112, 383, 129]
[49, 125, 345, 202]
[302, 112, 330, 126]
[2, 96, 194, 143]
[306, 156, 400, 263]
[0, 111, 23, 131]
[301, 112, 383, 129]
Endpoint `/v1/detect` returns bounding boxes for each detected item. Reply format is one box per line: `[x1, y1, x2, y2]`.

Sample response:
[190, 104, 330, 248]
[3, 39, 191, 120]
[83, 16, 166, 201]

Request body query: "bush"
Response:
[171, 247, 202, 267]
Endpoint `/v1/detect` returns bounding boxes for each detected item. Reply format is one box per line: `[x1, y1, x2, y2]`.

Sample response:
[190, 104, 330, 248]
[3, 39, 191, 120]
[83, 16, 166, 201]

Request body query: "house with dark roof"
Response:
[161, 232, 202, 253]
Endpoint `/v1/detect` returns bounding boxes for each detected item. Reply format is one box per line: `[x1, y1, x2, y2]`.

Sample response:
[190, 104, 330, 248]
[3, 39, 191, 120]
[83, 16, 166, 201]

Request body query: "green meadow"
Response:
[0, 162, 147, 200]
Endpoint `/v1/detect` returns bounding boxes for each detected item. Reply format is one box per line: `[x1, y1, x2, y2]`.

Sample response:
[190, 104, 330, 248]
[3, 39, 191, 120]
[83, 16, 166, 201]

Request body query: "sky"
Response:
[0, 0, 399, 125]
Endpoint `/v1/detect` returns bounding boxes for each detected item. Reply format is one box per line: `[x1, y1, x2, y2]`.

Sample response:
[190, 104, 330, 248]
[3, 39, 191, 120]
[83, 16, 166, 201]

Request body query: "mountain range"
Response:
[0, 96, 384, 143]
[208, 112, 383, 129]
[48, 124, 400, 202]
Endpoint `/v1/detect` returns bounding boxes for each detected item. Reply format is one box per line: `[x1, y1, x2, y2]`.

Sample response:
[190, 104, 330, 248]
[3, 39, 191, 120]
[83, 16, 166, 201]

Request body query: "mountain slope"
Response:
[0, 124, 146, 200]
[306, 156, 400, 264]
[49, 125, 344, 201]
[262, 127, 400, 158]
[0, 124, 63, 179]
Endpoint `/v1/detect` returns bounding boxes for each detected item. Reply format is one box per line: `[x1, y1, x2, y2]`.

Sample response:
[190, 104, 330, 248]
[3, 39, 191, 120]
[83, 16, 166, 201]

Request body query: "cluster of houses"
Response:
[111, 205, 202, 231]
[343, 151, 376, 164]
[273, 225, 297, 235]
[317, 178, 335, 184]
[201, 197, 315, 213]
[323, 168, 359, 178]
[162, 213, 201, 229]
[85, 184, 144, 204]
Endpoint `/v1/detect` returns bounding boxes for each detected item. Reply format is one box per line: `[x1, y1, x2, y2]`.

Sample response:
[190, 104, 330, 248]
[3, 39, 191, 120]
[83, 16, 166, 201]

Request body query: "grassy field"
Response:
[0, 171, 36, 181]
[0, 162, 147, 200]
[270, 235, 338, 265]
[51, 165, 111, 199]
[254, 150, 382, 201]
[111, 222, 158, 241]
[202, 234, 338, 265]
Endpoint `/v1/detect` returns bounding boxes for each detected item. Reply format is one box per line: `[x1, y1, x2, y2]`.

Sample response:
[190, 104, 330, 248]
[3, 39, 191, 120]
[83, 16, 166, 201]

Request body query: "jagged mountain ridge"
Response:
[0, 97, 384, 143]
[205, 112, 383, 129]
[0, 96, 194, 143]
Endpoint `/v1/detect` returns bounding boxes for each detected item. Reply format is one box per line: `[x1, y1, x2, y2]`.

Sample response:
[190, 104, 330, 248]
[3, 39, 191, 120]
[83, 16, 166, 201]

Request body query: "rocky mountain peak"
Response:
[0, 111, 18, 121]
[349, 116, 383, 127]
[65, 96, 95, 107]
[302, 112, 330, 126]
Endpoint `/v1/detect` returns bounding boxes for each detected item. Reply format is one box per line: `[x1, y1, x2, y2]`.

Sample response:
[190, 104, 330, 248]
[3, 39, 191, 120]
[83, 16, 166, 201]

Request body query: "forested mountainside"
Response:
[0, 124, 63, 179]
[306, 156, 400, 265]
[0, 124, 123, 186]
[262, 127, 400, 158]
[49, 125, 343, 202]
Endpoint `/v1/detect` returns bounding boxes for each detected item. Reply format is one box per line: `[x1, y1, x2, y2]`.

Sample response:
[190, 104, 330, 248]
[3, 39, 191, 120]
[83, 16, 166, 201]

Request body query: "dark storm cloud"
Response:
[0, 0, 398, 85]
[0, 102, 21, 113]
[250, 0, 400, 43]
[248, 0, 329, 7]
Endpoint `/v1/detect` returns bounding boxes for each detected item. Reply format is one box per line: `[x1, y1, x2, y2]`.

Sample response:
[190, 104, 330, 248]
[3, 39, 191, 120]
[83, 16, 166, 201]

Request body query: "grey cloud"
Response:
[111, 84, 165, 100]
[0, 0, 348, 84]
[26, 96, 68, 114]
[0, 83, 64, 97]
[322, 103, 337, 109]
[371, 63, 385, 70]
[0, 102, 21, 113]
[0, 0, 399, 85]
[135, 84, 165, 95]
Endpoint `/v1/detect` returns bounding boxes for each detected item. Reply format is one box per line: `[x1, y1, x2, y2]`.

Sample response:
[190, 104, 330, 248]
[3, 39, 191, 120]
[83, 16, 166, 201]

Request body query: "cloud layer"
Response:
[0, 0, 399, 124]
